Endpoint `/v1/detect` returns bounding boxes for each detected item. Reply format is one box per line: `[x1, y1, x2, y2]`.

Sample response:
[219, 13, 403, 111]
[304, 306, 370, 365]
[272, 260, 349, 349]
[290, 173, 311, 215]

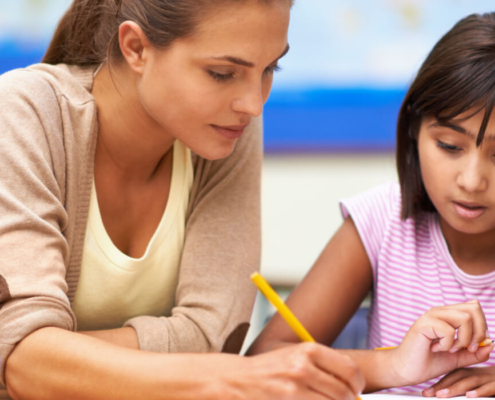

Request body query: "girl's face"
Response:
[137, 1, 290, 160]
[418, 109, 495, 235]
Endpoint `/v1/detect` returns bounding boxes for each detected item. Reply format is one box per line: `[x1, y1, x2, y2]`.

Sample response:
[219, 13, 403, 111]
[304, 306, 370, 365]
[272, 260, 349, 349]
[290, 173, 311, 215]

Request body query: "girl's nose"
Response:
[456, 157, 489, 193]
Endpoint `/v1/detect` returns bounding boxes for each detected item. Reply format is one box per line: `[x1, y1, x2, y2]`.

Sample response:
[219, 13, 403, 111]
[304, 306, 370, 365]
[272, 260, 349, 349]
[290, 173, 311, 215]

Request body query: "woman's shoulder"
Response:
[0, 64, 98, 166]
[0, 63, 96, 108]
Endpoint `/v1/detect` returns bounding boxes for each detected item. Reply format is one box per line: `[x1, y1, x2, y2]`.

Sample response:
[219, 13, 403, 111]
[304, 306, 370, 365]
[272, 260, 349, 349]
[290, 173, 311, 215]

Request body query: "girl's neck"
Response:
[439, 216, 495, 275]
[91, 63, 175, 182]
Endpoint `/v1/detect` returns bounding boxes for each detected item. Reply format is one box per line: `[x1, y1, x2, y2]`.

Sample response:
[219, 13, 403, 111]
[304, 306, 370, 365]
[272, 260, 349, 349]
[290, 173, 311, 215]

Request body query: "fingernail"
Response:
[466, 390, 478, 398]
[436, 388, 449, 397]
[449, 346, 460, 353]
[469, 343, 479, 352]
[424, 388, 434, 396]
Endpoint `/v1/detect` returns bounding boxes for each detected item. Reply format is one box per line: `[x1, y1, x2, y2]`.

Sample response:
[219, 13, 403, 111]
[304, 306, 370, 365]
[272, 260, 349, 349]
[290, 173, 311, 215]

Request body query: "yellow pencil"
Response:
[250, 272, 314, 342]
[250, 272, 362, 400]
[375, 338, 494, 351]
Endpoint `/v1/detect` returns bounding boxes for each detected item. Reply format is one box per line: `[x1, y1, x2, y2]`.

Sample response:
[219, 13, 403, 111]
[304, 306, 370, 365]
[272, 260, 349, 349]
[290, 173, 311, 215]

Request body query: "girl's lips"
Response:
[211, 124, 246, 140]
[453, 201, 487, 219]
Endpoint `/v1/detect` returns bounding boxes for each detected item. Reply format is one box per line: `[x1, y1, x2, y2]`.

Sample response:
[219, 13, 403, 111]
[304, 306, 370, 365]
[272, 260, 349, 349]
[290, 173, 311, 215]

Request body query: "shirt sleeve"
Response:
[339, 182, 398, 281]
[0, 70, 76, 386]
[124, 116, 262, 355]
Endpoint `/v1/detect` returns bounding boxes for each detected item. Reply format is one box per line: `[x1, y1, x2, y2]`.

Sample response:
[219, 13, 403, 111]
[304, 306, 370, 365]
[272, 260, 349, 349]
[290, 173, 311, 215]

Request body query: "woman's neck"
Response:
[439, 216, 495, 275]
[91, 63, 175, 182]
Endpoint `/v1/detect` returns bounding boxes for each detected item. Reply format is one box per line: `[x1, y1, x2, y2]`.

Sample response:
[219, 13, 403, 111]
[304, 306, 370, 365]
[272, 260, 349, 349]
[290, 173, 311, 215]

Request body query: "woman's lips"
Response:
[453, 201, 487, 219]
[211, 124, 247, 140]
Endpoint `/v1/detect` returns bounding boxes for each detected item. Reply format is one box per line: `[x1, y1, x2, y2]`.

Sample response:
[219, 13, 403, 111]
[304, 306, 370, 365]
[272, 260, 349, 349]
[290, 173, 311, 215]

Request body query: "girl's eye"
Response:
[264, 65, 282, 76]
[208, 70, 234, 82]
[437, 140, 461, 152]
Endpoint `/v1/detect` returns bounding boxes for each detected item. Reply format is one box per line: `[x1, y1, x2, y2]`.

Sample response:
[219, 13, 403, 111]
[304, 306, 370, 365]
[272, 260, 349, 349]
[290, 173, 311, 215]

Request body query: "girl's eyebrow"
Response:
[429, 121, 472, 136]
[429, 121, 495, 141]
[211, 44, 290, 68]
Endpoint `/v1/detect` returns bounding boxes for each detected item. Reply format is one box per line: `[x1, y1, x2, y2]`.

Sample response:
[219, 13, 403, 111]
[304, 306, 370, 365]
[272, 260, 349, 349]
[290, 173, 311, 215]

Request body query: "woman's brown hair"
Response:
[43, 0, 293, 66]
[397, 12, 495, 220]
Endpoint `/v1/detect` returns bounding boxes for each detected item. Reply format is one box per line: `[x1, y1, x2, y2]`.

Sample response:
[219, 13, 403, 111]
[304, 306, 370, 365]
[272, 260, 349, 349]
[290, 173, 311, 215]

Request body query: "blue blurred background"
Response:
[2, 0, 495, 350]
[2, 0, 495, 153]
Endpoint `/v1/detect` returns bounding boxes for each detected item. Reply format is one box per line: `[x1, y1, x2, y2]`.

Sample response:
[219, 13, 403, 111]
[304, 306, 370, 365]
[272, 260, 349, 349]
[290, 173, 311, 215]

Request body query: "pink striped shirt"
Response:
[340, 182, 495, 393]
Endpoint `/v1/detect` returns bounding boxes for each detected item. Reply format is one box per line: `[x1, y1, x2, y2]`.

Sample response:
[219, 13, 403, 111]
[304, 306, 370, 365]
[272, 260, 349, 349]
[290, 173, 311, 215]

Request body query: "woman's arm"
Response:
[6, 327, 211, 400]
[78, 328, 139, 349]
[6, 327, 365, 400]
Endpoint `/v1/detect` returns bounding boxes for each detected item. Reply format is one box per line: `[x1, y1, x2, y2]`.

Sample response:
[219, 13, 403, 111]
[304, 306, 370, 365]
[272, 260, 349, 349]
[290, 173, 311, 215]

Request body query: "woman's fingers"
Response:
[248, 343, 364, 399]
[282, 343, 365, 400]
[310, 344, 365, 396]
[306, 364, 360, 400]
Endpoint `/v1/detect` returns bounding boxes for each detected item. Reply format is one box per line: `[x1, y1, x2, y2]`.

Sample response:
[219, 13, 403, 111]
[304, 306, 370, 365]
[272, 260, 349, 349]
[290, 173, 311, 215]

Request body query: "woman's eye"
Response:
[263, 65, 282, 76]
[437, 140, 461, 152]
[208, 70, 234, 82]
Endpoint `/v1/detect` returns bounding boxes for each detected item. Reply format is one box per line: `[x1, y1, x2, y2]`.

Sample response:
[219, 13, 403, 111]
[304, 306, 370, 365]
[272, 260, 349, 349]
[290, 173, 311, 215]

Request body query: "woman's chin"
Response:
[194, 142, 237, 161]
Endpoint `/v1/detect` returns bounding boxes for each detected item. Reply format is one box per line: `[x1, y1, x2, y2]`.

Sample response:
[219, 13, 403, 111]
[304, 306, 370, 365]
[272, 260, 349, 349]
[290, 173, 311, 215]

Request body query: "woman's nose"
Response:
[231, 83, 264, 117]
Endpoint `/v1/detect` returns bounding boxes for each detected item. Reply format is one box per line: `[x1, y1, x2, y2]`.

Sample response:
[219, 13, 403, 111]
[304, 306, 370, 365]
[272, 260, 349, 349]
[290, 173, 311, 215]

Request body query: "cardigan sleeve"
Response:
[124, 116, 262, 355]
[0, 71, 76, 387]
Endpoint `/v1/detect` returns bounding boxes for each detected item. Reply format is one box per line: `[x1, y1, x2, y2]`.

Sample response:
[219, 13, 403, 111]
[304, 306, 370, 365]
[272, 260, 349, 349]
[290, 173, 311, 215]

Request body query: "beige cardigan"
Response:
[0, 64, 261, 390]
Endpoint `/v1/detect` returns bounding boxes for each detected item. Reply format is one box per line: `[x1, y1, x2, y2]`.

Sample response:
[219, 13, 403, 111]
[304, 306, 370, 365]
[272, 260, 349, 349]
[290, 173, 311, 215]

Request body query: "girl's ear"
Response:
[118, 21, 151, 75]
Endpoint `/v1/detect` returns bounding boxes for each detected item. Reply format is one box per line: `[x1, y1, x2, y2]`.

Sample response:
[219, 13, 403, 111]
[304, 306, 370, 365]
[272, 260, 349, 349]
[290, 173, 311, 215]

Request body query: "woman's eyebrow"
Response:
[211, 44, 290, 68]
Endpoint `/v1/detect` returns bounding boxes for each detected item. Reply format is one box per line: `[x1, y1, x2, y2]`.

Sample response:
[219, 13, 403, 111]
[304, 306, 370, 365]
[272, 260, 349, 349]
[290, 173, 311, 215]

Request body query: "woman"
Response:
[0, 0, 364, 399]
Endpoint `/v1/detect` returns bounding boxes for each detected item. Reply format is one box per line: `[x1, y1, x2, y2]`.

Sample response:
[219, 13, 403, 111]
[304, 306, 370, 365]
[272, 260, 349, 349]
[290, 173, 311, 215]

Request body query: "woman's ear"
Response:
[118, 21, 151, 75]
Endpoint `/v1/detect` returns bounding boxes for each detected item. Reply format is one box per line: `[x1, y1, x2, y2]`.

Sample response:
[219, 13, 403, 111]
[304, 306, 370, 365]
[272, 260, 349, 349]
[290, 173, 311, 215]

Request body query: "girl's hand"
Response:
[390, 300, 494, 387]
[422, 366, 495, 398]
[232, 342, 365, 400]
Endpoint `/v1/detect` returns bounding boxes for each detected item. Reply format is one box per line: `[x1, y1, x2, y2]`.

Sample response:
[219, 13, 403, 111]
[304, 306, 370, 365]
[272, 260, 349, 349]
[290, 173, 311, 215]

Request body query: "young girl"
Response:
[249, 12, 495, 397]
[0, 0, 365, 399]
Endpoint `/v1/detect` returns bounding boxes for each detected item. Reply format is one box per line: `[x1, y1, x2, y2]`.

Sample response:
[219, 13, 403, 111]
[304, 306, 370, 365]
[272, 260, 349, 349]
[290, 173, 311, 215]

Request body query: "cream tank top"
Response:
[72, 140, 193, 331]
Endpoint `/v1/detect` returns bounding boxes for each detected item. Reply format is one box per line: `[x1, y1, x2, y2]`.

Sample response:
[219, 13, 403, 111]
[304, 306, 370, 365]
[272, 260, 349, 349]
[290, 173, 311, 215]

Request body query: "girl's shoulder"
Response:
[340, 182, 416, 268]
[340, 181, 401, 223]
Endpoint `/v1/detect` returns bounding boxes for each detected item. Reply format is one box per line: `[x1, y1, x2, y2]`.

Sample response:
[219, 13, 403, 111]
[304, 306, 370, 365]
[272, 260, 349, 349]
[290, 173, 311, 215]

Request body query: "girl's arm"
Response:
[248, 216, 373, 354]
[6, 326, 365, 400]
[248, 218, 494, 392]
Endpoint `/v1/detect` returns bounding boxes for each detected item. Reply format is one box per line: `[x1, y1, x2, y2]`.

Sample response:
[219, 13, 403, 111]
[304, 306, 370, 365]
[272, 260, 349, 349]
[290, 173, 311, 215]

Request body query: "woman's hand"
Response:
[227, 342, 365, 400]
[389, 300, 494, 387]
[422, 366, 495, 398]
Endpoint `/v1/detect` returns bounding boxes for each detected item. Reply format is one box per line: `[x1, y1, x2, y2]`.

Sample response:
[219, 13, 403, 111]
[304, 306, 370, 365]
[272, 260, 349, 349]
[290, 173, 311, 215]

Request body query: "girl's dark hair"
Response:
[397, 12, 495, 220]
[43, 0, 293, 66]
